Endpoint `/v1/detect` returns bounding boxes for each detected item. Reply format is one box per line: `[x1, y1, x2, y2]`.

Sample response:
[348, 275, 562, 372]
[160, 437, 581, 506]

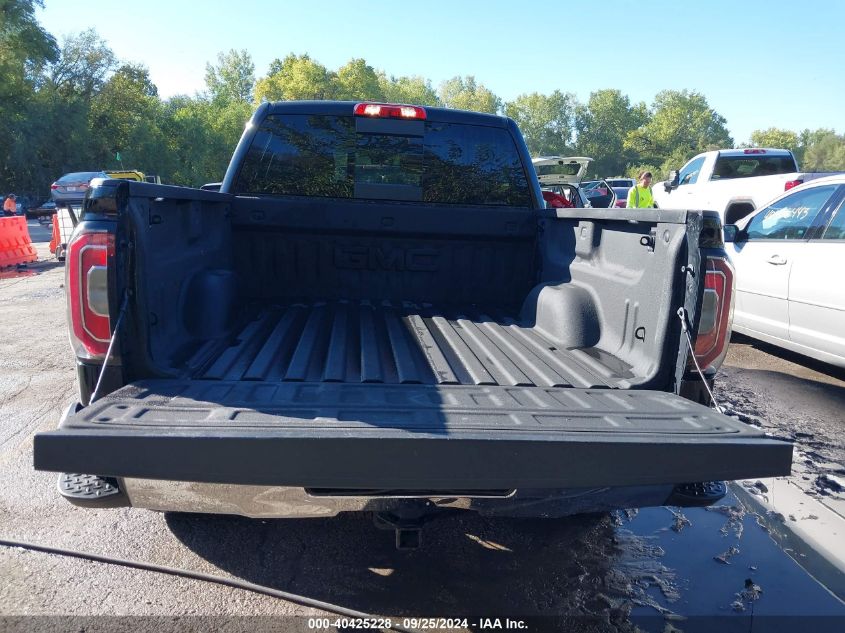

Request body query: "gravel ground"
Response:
[1, 223, 843, 632]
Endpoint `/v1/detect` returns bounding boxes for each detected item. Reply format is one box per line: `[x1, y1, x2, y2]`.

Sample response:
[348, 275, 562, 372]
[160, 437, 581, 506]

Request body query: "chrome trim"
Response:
[121, 479, 677, 519]
[123, 479, 511, 518]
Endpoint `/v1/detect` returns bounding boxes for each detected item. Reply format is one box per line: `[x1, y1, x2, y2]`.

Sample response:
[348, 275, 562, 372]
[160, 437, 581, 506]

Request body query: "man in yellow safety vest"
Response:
[627, 172, 655, 208]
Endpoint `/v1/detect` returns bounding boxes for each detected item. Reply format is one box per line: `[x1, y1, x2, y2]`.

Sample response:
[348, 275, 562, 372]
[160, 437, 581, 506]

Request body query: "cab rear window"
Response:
[711, 155, 798, 180]
[234, 114, 531, 207]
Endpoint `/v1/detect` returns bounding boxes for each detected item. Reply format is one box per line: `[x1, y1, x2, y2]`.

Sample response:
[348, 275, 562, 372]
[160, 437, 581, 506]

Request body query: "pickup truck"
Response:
[34, 101, 791, 543]
[653, 148, 824, 224]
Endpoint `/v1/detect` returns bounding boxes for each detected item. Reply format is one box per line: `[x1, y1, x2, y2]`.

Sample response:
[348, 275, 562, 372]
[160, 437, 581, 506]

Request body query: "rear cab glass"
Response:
[233, 113, 532, 207]
[710, 154, 798, 180]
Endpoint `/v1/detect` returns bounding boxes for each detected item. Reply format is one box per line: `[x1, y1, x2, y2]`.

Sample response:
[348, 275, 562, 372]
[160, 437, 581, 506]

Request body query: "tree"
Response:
[48, 29, 116, 100]
[574, 89, 648, 177]
[0, 0, 59, 195]
[626, 90, 732, 168]
[438, 76, 501, 114]
[377, 74, 440, 106]
[800, 130, 845, 172]
[254, 54, 335, 102]
[504, 91, 575, 156]
[205, 49, 254, 104]
[335, 58, 383, 101]
[0, 0, 57, 88]
[748, 127, 800, 153]
[89, 64, 165, 170]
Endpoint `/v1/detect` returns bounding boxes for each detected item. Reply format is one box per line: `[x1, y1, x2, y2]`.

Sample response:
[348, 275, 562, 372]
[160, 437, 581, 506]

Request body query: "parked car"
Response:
[34, 101, 790, 543]
[605, 178, 635, 208]
[50, 171, 109, 205]
[26, 200, 56, 220]
[652, 148, 837, 225]
[725, 174, 845, 368]
[533, 157, 617, 208]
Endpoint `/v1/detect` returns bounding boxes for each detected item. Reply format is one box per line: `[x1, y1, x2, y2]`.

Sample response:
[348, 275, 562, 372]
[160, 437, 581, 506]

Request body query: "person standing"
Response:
[3, 194, 17, 216]
[627, 172, 655, 209]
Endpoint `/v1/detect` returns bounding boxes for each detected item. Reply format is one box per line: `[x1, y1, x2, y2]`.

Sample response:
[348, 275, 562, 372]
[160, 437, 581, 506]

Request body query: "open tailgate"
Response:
[34, 380, 792, 488]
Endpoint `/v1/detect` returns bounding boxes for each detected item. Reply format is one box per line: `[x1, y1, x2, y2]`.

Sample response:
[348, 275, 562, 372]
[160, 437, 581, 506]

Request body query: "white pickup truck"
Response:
[653, 148, 817, 224]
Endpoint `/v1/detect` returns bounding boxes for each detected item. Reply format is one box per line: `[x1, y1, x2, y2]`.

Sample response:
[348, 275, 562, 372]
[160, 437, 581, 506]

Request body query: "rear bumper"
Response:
[117, 478, 686, 518]
[34, 381, 793, 492]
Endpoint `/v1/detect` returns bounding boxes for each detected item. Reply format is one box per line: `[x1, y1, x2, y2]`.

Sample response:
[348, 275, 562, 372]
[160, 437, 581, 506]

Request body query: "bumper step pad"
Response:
[58, 473, 127, 508]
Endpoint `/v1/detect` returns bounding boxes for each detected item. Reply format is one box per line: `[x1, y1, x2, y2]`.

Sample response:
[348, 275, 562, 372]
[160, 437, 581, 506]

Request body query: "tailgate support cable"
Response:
[91, 292, 129, 403]
[677, 307, 724, 413]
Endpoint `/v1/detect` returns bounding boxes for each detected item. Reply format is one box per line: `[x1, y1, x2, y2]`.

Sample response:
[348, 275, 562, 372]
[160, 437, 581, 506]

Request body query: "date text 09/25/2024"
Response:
[307, 618, 529, 630]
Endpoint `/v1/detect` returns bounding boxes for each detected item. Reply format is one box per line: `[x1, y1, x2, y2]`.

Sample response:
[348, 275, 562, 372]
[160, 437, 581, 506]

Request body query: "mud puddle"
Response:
[613, 489, 845, 631]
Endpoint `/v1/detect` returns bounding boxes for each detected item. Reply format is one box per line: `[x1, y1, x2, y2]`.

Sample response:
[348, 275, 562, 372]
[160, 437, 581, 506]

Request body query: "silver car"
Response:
[50, 171, 108, 205]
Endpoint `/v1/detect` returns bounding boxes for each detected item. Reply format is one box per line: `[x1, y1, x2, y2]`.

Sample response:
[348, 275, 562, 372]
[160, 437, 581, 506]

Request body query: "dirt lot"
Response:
[1, 224, 844, 632]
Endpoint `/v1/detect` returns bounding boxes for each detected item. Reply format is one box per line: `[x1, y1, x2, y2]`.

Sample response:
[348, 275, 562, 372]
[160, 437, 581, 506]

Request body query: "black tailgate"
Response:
[34, 380, 792, 488]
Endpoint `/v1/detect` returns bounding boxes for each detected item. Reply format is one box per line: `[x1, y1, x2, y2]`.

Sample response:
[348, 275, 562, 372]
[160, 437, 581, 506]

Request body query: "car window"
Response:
[678, 157, 706, 186]
[745, 185, 838, 240]
[711, 154, 798, 180]
[235, 114, 531, 207]
[59, 172, 102, 182]
[821, 201, 845, 240]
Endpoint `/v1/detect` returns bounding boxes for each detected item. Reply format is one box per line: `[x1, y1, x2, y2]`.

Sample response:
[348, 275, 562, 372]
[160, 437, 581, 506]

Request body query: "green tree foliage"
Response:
[800, 130, 845, 172]
[377, 74, 440, 106]
[0, 0, 58, 194]
[749, 127, 800, 153]
[335, 58, 383, 101]
[204, 49, 255, 104]
[89, 64, 165, 170]
[574, 89, 648, 177]
[504, 90, 575, 156]
[48, 29, 116, 100]
[626, 90, 732, 168]
[438, 76, 501, 114]
[254, 53, 335, 102]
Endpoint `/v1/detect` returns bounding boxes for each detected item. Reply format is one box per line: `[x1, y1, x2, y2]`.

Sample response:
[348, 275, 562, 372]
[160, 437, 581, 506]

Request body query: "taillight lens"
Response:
[354, 102, 427, 120]
[51, 183, 59, 190]
[67, 231, 114, 359]
[693, 257, 735, 372]
[784, 179, 803, 191]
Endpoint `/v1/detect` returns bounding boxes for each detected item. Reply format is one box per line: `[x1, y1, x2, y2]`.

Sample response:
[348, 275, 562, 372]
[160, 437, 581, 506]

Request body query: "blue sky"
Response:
[36, 0, 844, 144]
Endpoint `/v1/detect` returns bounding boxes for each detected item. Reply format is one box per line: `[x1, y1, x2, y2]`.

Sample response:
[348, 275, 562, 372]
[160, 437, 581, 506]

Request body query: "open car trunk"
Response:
[34, 191, 792, 488]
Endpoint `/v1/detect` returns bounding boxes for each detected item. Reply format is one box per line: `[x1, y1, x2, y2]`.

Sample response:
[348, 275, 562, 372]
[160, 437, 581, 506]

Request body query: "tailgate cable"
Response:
[90, 292, 129, 403]
[677, 307, 724, 413]
[0, 537, 416, 632]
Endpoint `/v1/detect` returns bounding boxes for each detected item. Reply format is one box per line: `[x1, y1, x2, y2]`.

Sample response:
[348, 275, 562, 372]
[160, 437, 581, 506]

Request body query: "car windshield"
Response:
[235, 114, 532, 207]
[607, 179, 633, 187]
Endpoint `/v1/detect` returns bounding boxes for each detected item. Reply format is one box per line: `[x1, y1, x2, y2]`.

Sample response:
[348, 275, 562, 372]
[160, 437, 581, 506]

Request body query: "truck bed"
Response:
[186, 301, 633, 389]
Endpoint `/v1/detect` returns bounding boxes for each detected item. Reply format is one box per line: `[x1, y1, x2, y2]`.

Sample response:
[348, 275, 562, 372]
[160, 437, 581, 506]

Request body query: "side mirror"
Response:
[723, 224, 745, 243]
[665, 170, 680, 192]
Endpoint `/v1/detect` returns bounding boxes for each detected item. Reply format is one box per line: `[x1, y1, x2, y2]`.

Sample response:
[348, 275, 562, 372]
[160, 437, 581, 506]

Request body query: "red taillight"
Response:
[743, 149, 766, 154]
[51, 183, 59, 190]
[67, 231, 114, 359]
[354, 102, 427, 120]
[693, 257, 735, 372]
[784, 179, 803, 191]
